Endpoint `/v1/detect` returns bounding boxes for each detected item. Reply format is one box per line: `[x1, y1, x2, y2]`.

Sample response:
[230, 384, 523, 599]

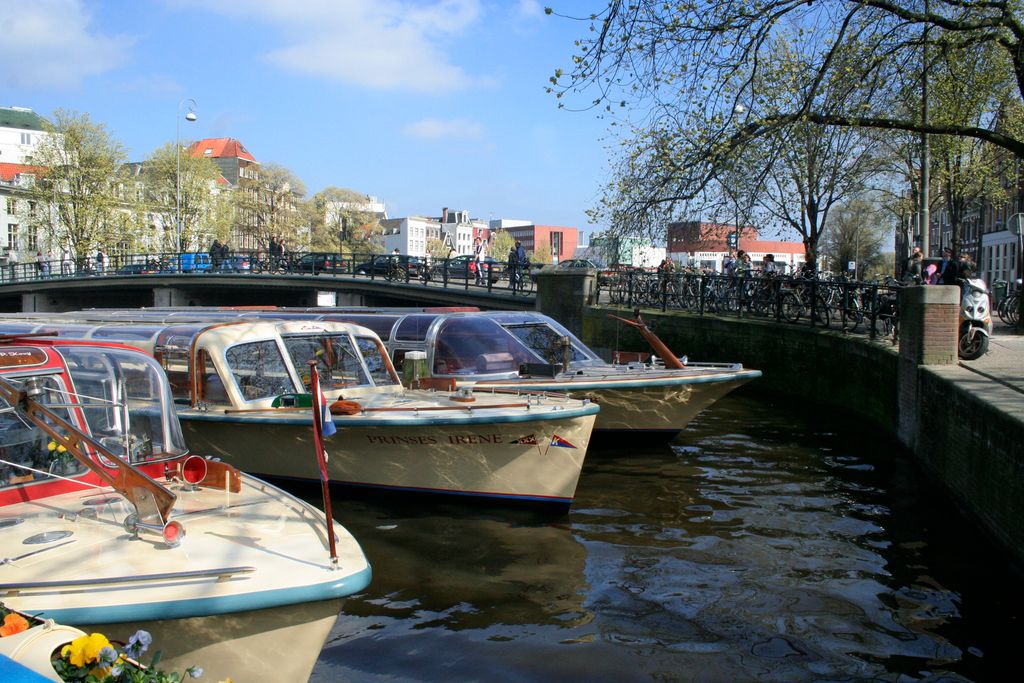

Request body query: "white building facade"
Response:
[0, 107, 46, 165]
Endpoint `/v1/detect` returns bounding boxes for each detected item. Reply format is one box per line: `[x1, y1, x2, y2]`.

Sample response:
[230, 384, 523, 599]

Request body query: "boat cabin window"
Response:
[432, 317, 536, 376]
[226, 340, 294, 402]
[393, 315, 437, 342]
[491, 314, 602, 366]
[93, 325, 162, 341]
[155, 326, 202, 404]
[0, 322, 39, 336]
[355, 336, 399, 386]
[60, 347, 188, 463]
[0, 375, 86, 488]
[501, 324, 589, 366]
[320, 314, 399, 341]
[198, 349, 230, 405]
[283, 333, 370, 391]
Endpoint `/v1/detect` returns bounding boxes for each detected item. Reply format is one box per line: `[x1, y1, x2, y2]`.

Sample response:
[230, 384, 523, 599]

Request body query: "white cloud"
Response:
[179, 0, 484, 92]
[403, 117, 485, 140]
[515, 0, 544, 21]
[0, 0, 133, 89]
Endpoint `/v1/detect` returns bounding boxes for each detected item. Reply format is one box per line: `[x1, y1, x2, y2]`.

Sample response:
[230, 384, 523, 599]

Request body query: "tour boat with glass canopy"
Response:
[0, 316, 599, 507]
[88, 308, 759, 439]
[0, 332, 370, 682]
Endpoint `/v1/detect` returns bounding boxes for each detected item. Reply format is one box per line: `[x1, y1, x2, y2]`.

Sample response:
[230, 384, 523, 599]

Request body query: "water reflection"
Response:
[313, 394, 1021, 682]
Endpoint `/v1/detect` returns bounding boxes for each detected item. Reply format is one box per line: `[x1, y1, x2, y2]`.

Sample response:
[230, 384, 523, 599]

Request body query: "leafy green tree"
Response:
[234, 163, 306, 252]
[22, 109, 128, 261]
[490, 230, 515, 262]
[820, 197, 891, 278]
[928, 43, 1013, 255]
[307, 187, 383, 254]
[426, 238, 450, 260]
[141, 143, 233, 251]
[530, 241, 553, 266]
[548, 1, 1024, 162]
[588, 31, 880, 263]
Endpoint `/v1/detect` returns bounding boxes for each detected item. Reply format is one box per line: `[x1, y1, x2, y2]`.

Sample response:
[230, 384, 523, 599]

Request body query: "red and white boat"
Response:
[0, 333, 370, 682]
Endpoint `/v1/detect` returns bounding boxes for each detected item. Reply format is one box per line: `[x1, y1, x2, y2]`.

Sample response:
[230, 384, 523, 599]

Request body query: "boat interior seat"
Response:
[202, 373, 230, 404]
[475, 352, 515, 372]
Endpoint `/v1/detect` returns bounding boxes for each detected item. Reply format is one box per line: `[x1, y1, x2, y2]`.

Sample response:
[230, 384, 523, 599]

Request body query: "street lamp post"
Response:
[175, 98, 198, 255]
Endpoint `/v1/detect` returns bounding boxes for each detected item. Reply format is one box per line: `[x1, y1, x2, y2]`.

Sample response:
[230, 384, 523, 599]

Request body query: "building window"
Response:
[5, 198, 15, 215]
[6, 224, 17, 251]
[26, 226, 37, 251]
[20, 132, 31, 145]
[550, 231, 563, 258]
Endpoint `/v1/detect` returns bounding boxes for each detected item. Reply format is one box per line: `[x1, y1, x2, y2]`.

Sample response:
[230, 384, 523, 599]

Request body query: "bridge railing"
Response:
[599, 268, 902, 340]
[0, 250, 538, 297]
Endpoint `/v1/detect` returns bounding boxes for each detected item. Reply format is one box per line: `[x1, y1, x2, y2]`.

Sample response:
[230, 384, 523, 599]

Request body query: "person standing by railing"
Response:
[60, 246, 73, 276]
[473, 237, 485, 285]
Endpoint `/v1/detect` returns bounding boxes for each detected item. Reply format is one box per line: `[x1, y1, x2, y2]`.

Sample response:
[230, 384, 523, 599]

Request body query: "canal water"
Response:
[310, 392, 1022, 682]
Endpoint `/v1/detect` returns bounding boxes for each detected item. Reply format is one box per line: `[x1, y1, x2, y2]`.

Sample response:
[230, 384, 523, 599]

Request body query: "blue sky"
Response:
[2, 0, 612, 240]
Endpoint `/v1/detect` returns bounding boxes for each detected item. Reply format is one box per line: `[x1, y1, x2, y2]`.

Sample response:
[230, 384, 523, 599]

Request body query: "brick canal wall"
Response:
[579, 300, 1024, 564]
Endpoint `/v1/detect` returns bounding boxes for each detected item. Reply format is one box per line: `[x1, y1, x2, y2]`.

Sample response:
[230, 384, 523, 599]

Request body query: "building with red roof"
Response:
[189, 137, 259, 186]
[668, 221, 808, 273]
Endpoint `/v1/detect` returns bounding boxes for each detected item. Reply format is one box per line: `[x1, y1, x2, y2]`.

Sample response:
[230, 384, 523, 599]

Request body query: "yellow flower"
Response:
[48, 441, 57, 452]
[60, 632, 111, 668]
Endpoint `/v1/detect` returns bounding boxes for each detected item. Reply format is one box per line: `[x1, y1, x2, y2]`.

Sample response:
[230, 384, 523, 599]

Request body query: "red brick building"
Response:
[502, 224, 579, 263]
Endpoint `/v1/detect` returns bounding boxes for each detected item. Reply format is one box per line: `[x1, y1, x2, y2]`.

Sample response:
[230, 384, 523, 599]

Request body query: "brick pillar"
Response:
[898, 285, 960, 365]
[897, 284, 960, 448]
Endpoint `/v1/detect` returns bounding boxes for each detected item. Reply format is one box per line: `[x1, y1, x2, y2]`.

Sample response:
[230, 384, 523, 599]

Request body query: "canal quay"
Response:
[311, 385, 1023, 682]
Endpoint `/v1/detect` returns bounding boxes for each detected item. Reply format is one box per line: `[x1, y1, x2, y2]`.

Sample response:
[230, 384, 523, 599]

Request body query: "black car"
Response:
[355, 254, 424, 279]
[291, 252, 349, 275]
[433, 254, 503, 283]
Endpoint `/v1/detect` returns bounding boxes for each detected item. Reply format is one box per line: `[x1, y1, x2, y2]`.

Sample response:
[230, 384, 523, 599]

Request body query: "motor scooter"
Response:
[958, 277, 992, 360]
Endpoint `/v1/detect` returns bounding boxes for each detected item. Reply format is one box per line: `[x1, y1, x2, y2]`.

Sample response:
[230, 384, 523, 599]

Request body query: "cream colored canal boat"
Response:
[0, 317, 599, 506]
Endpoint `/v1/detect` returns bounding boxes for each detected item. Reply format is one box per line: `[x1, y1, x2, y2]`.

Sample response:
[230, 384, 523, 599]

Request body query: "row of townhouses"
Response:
[0, 106, 582, 265]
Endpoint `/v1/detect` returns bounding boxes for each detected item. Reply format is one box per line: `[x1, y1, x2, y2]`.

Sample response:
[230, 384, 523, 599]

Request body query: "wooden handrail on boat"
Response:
[0, 376, 177, 528]
[607, 311, 686, 369]
[357, 402, 530, 413]
[0, 566, 256, 593]
[223, 401, 533, 414]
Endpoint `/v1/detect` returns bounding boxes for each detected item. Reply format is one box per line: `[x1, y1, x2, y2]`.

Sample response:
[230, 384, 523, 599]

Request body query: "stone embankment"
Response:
[552, 277, 1024, 566]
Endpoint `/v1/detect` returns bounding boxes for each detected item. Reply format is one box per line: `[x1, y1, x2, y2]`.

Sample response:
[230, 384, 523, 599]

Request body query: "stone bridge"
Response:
[0, 271, 542, 313]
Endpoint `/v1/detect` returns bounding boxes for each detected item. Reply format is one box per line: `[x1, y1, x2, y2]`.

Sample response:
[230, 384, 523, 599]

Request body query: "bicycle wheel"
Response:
[780, 291, 803, 322]
[812, 294, 831, 327]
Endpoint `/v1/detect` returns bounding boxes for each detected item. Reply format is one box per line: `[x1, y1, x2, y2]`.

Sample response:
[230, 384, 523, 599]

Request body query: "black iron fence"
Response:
[0, 250, 538, 297]
[599, 269, 902, 339]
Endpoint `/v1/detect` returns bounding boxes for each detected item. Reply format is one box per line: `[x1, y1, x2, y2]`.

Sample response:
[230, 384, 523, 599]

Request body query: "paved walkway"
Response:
[947, 322, 1024, 422]
[960, 322, 1024, 394]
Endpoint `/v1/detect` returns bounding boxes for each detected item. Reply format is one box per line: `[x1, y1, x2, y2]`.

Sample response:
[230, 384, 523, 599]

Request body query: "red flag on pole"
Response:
[308, 362, 338, 564]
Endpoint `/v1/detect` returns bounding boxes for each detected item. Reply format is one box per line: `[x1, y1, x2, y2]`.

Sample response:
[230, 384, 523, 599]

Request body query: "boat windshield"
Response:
[490, 314, 602, 368]
[431, 317, 539, 376]
[354, 335, 399, 386]
[282, 332, 372, 391]
[0, 373, 87, 488]
[60, 346, 188, 462]
[226, 339, 295, 401]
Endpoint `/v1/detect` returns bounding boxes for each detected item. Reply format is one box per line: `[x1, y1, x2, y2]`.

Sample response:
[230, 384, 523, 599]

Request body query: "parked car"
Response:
[169, 253, 213, 273]
[116, 262, 160, 275]
[291, 252, 349, 275]
[354, 254, 424, 279]
[433, 254, 503, 283]
[218, 254, 252, 273]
